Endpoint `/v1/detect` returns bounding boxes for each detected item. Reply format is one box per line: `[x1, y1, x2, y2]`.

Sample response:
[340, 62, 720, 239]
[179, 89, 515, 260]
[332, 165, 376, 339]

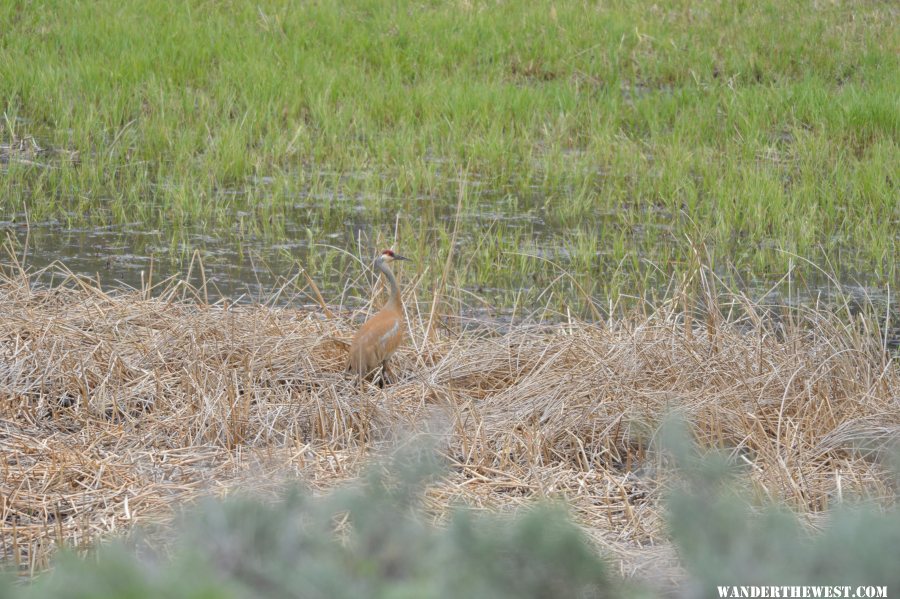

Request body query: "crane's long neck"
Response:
[377, 259, 402, 308]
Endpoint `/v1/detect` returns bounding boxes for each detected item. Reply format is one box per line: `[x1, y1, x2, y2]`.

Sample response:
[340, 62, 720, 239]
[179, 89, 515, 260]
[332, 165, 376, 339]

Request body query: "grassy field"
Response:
[1, 0, 898, 306]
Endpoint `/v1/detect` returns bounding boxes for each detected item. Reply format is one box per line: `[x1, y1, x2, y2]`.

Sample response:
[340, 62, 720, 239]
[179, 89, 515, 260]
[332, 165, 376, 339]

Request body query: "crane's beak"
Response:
[393, 254, 410, 261]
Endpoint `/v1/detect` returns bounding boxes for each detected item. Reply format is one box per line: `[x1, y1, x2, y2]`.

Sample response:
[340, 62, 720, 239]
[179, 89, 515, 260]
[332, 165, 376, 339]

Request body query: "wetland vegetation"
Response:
[1, 0, 897, 312]
[1, 0, 899, 595]
[1, 264, 899, 596]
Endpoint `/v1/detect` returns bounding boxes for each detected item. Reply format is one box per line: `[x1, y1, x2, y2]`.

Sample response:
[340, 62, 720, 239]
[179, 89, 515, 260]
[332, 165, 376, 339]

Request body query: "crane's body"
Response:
[348, 250, 408, 386]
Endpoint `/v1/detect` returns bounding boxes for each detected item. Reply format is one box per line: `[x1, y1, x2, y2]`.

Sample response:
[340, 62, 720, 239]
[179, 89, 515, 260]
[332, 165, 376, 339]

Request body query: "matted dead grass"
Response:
[0, 262, 897, 583]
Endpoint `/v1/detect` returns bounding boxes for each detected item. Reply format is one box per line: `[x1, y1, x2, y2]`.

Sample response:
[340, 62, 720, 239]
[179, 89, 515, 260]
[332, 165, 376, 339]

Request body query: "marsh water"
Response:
[3, 195, 897, 336]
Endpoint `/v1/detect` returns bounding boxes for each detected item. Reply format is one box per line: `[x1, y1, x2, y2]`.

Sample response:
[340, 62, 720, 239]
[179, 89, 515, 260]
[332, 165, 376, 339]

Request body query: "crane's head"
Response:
[378, 249, 409, 263]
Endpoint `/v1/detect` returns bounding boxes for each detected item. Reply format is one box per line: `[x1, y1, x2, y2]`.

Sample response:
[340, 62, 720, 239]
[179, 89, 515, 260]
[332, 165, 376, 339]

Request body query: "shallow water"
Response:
[2, 197, 896, 336]
[4, 217, 313, 303]
[2, 192, 563, 311]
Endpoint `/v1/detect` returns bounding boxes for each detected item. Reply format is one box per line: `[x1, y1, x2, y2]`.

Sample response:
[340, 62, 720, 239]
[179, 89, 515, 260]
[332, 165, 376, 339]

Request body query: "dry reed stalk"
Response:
[0, 263, 897, 583]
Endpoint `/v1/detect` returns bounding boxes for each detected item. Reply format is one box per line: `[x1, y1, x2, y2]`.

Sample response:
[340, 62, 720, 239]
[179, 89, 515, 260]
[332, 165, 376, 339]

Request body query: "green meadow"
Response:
[1, 0, 897, 309]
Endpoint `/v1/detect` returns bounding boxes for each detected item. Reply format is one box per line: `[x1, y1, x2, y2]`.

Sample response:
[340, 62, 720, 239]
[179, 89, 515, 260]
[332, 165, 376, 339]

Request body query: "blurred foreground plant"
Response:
[10, 444, 615, 599]
[662, 420, 900, 596]
[3, 429, 898, 598]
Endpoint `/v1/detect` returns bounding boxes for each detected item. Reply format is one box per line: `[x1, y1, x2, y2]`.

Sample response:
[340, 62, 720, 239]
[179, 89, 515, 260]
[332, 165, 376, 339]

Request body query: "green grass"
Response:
[1, 0, 898, 307]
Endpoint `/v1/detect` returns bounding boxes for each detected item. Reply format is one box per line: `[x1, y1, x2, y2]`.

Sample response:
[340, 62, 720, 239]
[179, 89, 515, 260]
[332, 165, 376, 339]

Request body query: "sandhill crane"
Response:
[348, 249, 409, 387]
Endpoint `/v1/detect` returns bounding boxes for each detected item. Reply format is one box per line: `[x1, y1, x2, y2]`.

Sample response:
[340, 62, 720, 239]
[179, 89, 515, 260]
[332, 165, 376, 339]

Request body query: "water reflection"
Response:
[1, 201, 896, 342]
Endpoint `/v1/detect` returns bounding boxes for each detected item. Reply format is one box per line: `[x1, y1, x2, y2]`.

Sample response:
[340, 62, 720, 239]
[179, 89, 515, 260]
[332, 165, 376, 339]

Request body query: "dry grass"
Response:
[0, 261, 897, 583]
